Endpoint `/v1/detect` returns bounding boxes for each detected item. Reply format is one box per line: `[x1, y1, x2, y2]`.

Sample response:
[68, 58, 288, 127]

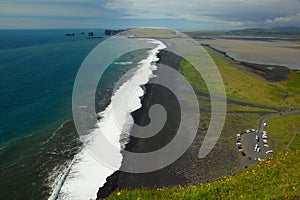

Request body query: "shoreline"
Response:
[201, 44, 291, 82]
[97, 49, 185, 199]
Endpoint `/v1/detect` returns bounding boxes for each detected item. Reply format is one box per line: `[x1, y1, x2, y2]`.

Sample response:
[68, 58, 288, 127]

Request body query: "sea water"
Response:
[0, 29, 165, 200]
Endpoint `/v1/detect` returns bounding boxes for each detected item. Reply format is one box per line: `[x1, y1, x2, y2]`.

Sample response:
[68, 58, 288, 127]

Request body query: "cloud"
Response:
[0, 4, 98, 17]
[0, 0, 300, 29]
[0, 17, 116, 29]
[104, 0, 300, 28]
[265, 12, 300, 26]
[0, 1, 114, 18]
[0, 0, 120, 28]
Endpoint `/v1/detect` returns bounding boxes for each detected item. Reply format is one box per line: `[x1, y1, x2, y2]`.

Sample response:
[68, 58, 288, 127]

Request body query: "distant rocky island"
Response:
[104, 29, 125, 36]
[64, 29, 125, 38]
[65, 33, 75, 37]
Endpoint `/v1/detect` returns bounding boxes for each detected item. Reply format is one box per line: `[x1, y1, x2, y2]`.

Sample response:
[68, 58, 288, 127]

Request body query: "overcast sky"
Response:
[1, 0, 300, 30]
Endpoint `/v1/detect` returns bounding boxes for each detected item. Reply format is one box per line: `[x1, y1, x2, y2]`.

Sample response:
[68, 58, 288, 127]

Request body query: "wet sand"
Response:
[202, 44, 290, 82]
[199, 39, 300, 70]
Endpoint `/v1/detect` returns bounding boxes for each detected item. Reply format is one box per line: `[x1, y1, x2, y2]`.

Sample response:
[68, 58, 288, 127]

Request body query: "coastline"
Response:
[201, 44, 290, 82]
[97, 49, 185, 198]
[52, 39, 167, 199]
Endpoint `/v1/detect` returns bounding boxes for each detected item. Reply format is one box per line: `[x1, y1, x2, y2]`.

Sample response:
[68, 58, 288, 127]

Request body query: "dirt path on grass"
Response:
[257, 109, 300, 133]
[194, 90, 280, 112]
[237, 110, 300, 170]
[283, 126, 299, 151]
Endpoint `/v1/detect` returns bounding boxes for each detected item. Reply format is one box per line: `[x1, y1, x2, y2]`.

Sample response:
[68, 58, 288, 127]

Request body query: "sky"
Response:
[0, 0, 300, 30]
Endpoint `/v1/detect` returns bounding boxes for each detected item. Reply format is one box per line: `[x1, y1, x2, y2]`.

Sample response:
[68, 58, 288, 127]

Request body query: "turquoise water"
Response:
[0, 29, 150, 199]
[0, 30, 103, 199]
[0, 29, 103, 50]
[0, 30, 105, 144]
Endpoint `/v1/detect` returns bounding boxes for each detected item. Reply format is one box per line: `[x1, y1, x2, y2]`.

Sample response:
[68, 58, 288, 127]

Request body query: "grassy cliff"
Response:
[107, 150, 300, 199]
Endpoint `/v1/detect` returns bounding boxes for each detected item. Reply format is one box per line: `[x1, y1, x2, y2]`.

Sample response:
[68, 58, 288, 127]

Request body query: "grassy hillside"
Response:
[186, 28, 300, 39]
[266, 113, 300, 153]
[180, 49, 300, 109]
[227, 28, 300, 38]
[129, 28, 177, 38]
[106, 111, 300, 199]
[107, 150, 300, 199]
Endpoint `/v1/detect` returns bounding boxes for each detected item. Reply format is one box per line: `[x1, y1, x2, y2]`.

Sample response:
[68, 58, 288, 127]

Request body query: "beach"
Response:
[97, 49, 189, 198]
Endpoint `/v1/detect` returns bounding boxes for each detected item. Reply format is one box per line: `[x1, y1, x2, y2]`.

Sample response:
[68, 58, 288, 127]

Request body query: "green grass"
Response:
[185, 31, 228, 37]
[227, 28, 300, 38]
[222, 114, 260, 137]
[180, 59, 208, 94]
[214, 50, 300, 109]
[281, 71, 300, 92]
[106, 113, 300, 200]
[190, 114, 261, 182]
[107, 150, 300, 200]
[180, 55, 280, 113]
[130, 28, 177, 38]
[266, 113, 300, 153]
[282, 46, 300, 50]
[226, 104, 276, 113]
[171, 38, 300, 110]
[186, 28, 300, 39]
[197, 98, 276, 113]
[290, 132, 300, 151]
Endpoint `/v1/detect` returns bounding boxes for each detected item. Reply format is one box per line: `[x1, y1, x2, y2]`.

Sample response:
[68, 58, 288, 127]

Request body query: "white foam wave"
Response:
[49, 39, 166, 200]
[113, 61, 133, 65]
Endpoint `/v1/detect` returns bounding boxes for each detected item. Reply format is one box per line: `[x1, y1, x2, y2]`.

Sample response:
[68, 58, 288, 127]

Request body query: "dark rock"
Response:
[65, 33, 75, 37]
[104, 29, 125, 36]
[97, 171, 120, 199]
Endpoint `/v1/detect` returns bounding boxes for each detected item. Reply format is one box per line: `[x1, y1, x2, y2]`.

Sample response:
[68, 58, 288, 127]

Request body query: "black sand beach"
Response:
[97, 50, 188, 198]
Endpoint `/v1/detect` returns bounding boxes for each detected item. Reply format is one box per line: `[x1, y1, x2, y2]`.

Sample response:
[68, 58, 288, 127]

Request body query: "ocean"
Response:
[0, 29, 164, 199]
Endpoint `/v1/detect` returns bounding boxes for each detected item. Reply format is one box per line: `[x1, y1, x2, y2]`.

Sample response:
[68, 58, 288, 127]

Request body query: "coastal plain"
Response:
[104, 30, 300, 199]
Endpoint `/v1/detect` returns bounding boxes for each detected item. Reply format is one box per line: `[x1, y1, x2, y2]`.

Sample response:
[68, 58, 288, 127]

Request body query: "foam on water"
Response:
[49, 39, 166, 200]
[113, 61, 133, 65]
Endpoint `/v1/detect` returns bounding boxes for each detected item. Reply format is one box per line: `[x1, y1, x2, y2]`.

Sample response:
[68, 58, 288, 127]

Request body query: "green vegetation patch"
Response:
[192, 114, 260, 182]
[180, 59, 208, 94]
[282, 46, 300, 50]
[186, 28, 300, 39]
[282, 70, 300, 91]
[226, 104, 276, 113]
[266, 113, 300, 152]
[107, 150, 300, 200]
[130, 28, 177, 38]
[207, 49, 300, 109]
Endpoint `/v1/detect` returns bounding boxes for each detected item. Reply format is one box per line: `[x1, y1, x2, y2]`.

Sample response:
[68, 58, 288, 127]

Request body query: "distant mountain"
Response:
[185, 27, 300, 39]
[225, 28, 300, 38]
[271, 26, 300, 31]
